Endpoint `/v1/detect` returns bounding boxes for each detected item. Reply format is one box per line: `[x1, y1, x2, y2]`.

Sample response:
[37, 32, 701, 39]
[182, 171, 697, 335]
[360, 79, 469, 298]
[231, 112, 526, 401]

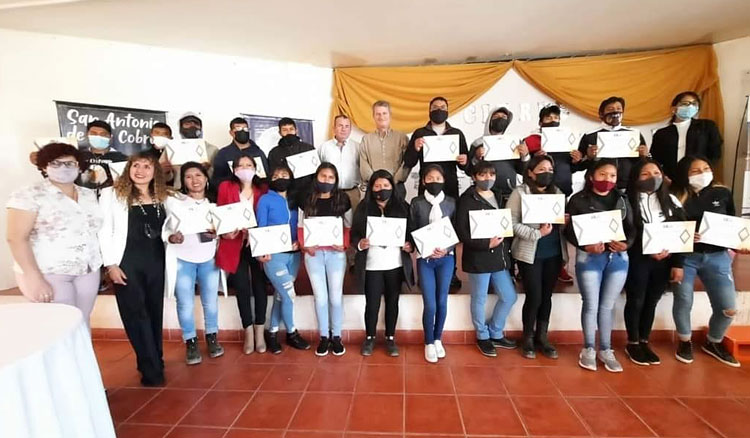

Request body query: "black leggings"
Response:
[519, 255, 562, 336]
[624, 254, 670, 343]
[229, 247, 268, 328]
[364, 268, 402, 337]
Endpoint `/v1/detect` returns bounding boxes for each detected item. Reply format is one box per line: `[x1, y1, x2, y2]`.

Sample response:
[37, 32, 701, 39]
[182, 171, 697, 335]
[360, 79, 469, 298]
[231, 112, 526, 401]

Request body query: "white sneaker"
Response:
[424, 344, 438, 363]
[598, 349, 624, 373]
[434, 340, 446, 359]
[578, 347, 597, 371]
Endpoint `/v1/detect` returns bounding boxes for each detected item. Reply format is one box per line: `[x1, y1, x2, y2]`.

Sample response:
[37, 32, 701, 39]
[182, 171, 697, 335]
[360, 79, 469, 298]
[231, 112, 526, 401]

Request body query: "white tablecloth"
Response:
[0, 303, 115, 438]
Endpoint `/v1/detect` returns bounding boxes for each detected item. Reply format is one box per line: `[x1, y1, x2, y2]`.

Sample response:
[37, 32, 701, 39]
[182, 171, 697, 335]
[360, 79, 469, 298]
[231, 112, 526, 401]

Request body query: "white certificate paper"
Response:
[166, 139, 209, 165]
[698, 212, 750, 250]
[423, 135, 460, 162]
[286, 149, 321, 178]
[469, 209, 514, 239]
[521, 194, 566, 224]
[482, 135, 519, 161]
[108, 161, 127, 180]
[248, 224, 293, 256]
[366, 217, 407, 247]
[571, 210, 626, 245]
[169, 201, 215, 235]
[642, 221, 695, 254]
[303, 216, 343, 247]
[209, 202, 258, 235]
[411, 217, 459, 258]
[596, 130, 641, 158]
[540, 128, 577, 153]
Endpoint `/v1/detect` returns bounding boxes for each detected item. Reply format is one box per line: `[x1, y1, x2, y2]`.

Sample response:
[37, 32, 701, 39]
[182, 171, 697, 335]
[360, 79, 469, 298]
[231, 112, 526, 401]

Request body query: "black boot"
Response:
[185, 337, 202, 365]
[267, 331, 282, 354]
[522, 334, 536, 359]
[206, 333, 224, 358]
[535, 320, 558, 359]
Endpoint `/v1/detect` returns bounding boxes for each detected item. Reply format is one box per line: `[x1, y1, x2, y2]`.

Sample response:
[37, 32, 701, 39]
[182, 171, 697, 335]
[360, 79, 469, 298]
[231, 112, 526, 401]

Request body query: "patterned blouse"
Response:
[7, 179, 103, 275]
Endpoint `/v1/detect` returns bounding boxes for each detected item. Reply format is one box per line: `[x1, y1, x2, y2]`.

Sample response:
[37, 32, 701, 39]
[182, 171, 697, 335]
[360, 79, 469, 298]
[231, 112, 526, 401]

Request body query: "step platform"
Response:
[723, 326, 750, 361]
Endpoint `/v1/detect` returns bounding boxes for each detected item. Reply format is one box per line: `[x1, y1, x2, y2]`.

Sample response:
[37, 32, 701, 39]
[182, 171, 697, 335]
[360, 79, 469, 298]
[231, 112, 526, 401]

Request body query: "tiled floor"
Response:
[98, 339, 750, 438]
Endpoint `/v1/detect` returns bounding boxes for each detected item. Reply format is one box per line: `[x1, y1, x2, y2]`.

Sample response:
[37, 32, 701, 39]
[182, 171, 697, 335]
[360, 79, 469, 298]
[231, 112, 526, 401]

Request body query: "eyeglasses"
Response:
[48, 160, 79, 169]
[677, 101, 698, 107]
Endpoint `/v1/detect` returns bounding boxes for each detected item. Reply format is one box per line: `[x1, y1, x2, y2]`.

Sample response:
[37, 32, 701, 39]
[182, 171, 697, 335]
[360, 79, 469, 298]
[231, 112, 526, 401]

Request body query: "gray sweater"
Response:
[507, 184, 569, 265]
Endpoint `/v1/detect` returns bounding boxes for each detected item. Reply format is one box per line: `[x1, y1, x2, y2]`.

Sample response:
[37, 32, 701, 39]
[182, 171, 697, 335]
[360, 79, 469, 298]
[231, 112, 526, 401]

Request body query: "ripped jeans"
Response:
[263, 252, 301, 333]
[673, 250, 737, 343]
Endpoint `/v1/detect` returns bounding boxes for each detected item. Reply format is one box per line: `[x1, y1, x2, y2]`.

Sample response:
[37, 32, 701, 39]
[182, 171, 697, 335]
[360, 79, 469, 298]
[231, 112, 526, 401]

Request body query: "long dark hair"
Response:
[523, 155, 557, 194]
[304, 162, 349, 217]
[670, 155, 721, 203]
[179, 161, 215, 202]
[627, 159, 676, 228]
[669, 91, 701, 123]
[363, 169, 408, 216]
[228, 155, 260, 188]
[583, 158, 618, 193]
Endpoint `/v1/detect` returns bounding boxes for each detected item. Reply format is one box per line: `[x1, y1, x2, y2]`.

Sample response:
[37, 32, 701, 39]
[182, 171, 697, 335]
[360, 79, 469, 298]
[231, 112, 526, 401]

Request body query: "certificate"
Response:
[423, 135, 460, 162]
[169, 201, 215, 235]
[596, 130, 641, 158]
[469, 209, 513, 239]
[226, 156, 267, 178]
[571, 210, 626, 245]
[303, 216, 343, 247]
[521, 194, 566, 224]
[108, 161, 127, 180]
[209, 202, 257, 235]
[541, 128, 577, 153]
[286, 149, 321, 178]
[34, 135, 78, 150]
[411, 216, 459, 258]
[366, 217, 407, 247]
[698, 212, 750, 250]
[642, 221, 695, 254]
[482, 135, 519, 161]
[166, 139, 209, 165]
[248, 224, 293, 256]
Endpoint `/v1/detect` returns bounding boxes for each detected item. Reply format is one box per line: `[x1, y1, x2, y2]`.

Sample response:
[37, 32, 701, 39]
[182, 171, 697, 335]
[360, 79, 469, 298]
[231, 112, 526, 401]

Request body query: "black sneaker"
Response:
[491, 337, 517, 350]
[361, 337, 375, 356]
[316, 337, 330, 356]
[287, 330, 311, 350]
[205, 333, 224, 358]
[640, 342, 661, 365]
[185, 337, 202, 365]
[385, 338, 400, 357]
[267, 332, 282, 354]
[625, 343, 649, 366]
[675, 340, 693, 364]
[331, 336, 346, 356]
[477, 339, 497, 357]
[702, 341, 740, 368]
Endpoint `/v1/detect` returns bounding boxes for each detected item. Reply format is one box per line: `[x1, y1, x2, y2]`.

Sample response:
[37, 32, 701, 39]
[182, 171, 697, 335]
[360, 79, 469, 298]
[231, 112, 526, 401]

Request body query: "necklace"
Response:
[135, 195, 162, 239]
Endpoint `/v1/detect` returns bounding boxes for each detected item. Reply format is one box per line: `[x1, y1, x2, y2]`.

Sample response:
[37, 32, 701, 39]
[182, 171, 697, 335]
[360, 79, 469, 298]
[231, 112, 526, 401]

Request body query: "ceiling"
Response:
[1, 0, 749, 67]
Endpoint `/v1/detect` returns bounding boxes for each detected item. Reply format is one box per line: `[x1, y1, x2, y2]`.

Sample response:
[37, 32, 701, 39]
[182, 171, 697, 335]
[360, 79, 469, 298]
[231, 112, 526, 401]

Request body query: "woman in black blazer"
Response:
[651, 91, 722, 181]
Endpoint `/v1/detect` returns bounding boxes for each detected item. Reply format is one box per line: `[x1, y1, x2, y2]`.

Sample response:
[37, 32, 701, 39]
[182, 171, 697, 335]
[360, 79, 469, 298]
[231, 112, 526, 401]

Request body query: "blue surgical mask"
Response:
[88, 135, 111, 150]
[675, 105, 698, 120]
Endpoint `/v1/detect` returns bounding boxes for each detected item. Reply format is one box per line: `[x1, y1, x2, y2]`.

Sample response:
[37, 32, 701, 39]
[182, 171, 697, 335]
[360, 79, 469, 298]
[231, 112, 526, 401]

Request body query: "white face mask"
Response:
[151, 136, 169, 150]
[688, 171, 713, 191]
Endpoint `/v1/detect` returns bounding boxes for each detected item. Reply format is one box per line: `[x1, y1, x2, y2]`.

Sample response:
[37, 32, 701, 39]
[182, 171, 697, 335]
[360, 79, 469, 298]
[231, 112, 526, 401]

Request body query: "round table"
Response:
[0, 303, 115, 438]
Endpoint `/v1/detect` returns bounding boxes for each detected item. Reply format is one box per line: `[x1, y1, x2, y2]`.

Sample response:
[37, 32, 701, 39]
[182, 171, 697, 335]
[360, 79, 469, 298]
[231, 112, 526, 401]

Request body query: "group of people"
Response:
[6, 90, 743, 387]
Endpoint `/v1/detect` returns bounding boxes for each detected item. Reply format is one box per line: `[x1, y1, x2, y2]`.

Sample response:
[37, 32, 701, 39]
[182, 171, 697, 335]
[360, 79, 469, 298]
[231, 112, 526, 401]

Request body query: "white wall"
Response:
[0, 29, 333, 289]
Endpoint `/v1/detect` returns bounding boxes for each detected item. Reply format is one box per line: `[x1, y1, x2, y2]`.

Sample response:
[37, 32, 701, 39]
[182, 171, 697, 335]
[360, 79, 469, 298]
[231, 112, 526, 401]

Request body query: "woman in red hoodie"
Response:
[216, 155, 268, 354]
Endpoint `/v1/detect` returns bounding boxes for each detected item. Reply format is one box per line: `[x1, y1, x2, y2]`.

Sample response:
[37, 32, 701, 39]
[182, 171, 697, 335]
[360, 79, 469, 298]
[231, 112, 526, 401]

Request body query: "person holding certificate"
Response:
[256, 164, 310, 354]
[298, 163, 352, 357]
[565, 159, 635, 373]
[267, 117, 316, 208]
[507, 155, 568, 360]
[163, 162, 224, 365]
[623, 159, 686, 366]
[408, 164, 457, 363]
[669, 156, 746, 367]
[351, 169, 414, 357]
[456, 161, 518, 358]
[215, 155, 269, 355]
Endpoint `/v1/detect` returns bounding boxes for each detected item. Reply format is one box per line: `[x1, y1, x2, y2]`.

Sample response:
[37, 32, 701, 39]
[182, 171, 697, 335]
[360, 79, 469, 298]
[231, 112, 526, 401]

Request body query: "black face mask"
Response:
[489, 118, 509, 134]
[636, 176, 663, 193]
[234, 130, 250, 144]
[314, 180, 335, 193]
[424, 182, 444, 196]
[540, 121, 560, 128]
[279, 134, 298, 147]
[429, 109, 448, 124]
[181, 127, 202, 139]
[270, 178, 292, 192]
[373, 189, 392, 202]
[534, 171, 554, 187]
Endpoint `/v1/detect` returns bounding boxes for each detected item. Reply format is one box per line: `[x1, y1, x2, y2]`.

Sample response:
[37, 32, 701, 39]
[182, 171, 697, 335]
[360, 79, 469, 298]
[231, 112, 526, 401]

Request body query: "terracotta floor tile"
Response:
[214, 364, 273, 391]
[347, 393, 403, 433]
[500, 367, 558, 396]
[404, 394, 463, 434]
[600, 368, 668, 396]
[180, 390, 253, 427]
[356, 365, 404, 393]
[100, 360, 143, 389]
[128, 389, 206, 424]
[167, 363, 226, 389]
[450, 365, 506, 395]
[307, 364, 360, 392]
[623, 397, 722, 438]
[345, 434, 401, 438]
[93, 340, 134, 362]
[259, 365, 314, 392]
[360, 345, 405, 364]
[444, 344, 506, 366]
[644, 365, 735, 396]
[680, 397, 750, 438]
[289, 393, 353, 431]
[106, 388, 160, 422]
[405, 365, 454, 394]
[165, 426, 227, 438]
[284, 432, 343, 438]
[115, 423, 171, 438]
[233, 392, 302, 429]
[225, 429, 285, 438]
[458, 395, 525, 436]
[546, 367, 612, 396]
[512, 396, 589, 436]
[568, 397, 654, 437]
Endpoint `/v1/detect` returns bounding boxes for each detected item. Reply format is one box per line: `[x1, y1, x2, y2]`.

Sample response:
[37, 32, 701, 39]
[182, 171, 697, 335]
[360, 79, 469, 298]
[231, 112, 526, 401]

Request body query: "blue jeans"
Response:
[673, 251, 736, 343]
[264, 252, 301, 333]
[418, 255, 455, 344]
[575, 250, 629, 351]
[467, 270, 517, 340]
[175, 258, 220, 341]
[304, 249, 346, 337]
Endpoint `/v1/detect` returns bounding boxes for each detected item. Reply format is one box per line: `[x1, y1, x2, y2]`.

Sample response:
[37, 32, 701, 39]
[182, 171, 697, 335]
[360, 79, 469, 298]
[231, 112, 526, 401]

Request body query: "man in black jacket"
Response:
[268, 117, 315, 207]
[211, 117, 270, 187]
